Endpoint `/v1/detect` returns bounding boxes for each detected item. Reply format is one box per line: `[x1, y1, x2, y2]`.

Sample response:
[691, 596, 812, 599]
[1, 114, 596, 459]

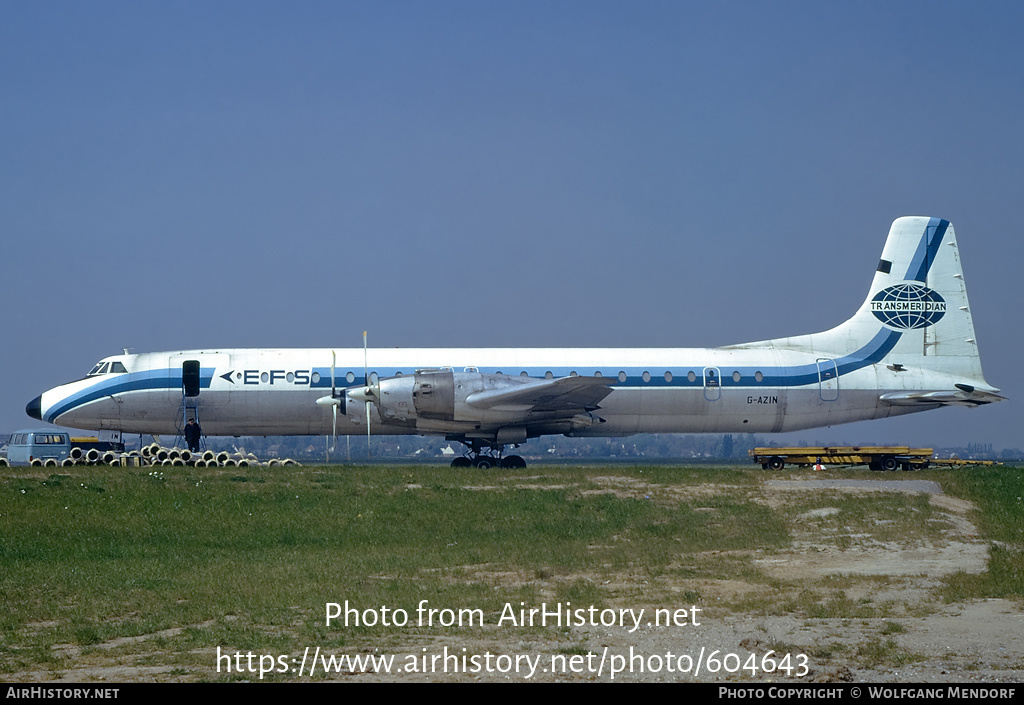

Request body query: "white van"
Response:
[6, 429, 71, 466]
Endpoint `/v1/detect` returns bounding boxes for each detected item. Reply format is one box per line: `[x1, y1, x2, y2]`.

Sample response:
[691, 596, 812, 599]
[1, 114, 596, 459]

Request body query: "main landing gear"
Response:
[449, 440, 527, 469]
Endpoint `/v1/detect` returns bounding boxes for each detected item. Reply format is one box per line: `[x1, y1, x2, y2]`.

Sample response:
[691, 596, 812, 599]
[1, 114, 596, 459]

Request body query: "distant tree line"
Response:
[161, 433, 1024, 463]
[3, 432, 1019, 463]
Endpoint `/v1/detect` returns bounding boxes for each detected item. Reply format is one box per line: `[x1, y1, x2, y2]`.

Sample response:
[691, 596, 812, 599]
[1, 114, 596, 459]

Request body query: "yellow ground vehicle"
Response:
[749, 446, 999, 471]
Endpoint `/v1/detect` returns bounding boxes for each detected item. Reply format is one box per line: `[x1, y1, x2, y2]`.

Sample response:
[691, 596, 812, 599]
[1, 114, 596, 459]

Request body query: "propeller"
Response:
[344, 332, 377, 455]
[316, 334, 377, 458]
[364, 331, 372, 456]
[315, 350, 340, 453]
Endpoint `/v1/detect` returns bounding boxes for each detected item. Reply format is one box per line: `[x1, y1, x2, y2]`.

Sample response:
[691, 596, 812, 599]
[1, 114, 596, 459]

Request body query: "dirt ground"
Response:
[10, 475, 1024, 683]
[402, 476, 1024, 683]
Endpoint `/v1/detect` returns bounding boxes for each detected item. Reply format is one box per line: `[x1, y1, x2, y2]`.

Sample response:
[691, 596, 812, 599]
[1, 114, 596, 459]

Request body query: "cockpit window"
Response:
[86, 359, 129, 377]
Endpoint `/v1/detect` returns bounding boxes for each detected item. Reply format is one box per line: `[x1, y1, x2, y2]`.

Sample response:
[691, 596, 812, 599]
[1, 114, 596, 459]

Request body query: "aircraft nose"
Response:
[26, 395, 42, 421]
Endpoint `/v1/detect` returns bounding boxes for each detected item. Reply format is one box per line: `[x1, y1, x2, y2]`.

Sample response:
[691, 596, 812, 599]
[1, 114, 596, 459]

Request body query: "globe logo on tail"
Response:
[870, 283, 946, 330]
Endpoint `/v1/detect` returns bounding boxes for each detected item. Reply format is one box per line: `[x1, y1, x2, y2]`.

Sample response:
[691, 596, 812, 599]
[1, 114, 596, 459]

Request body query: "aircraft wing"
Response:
[880, 386, 1005, 408]
[465, 376, 614, 413]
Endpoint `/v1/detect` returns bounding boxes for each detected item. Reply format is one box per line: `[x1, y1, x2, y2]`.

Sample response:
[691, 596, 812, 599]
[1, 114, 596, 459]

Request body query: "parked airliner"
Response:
[27, 216, 1002, 467]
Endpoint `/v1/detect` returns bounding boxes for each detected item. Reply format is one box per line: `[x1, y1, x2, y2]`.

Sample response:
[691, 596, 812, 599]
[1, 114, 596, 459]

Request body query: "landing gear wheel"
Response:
[500, 455, 527, 469]
[473, 457, 494, 469]
[451, 457, 472, 468]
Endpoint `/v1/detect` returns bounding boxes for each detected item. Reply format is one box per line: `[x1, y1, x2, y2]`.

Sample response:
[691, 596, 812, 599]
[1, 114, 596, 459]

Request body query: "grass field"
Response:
[1, 462, 1021, 681]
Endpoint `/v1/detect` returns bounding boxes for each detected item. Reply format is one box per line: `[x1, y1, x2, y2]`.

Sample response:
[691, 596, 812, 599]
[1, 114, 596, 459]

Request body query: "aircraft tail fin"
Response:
[773, 216, 1000, 399]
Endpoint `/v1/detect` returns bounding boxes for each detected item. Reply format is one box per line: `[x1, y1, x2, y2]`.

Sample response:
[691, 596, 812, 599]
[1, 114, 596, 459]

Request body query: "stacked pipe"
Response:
[49, 443, 300, 468]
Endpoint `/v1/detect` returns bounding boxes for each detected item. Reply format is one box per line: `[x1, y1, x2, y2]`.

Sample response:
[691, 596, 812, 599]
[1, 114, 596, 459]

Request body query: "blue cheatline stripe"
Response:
[47, 332, 901, 423]
[44, 369, 214, 424]
[906, 218, 949, 283]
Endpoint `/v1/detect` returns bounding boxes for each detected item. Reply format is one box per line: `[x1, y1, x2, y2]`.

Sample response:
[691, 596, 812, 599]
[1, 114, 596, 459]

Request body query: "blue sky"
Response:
[2, 1, 1021, 449]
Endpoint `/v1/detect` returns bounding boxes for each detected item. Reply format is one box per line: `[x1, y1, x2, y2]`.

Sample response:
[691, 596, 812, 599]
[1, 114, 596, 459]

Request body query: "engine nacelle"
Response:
[362, 369, 541, 426]
[347, 368, 610, 438]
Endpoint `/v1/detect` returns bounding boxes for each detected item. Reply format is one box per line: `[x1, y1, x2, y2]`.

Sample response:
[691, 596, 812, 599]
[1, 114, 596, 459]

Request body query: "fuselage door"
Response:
[703, 367, 722, 401]
[182, 360, 201, 397]
[817, 358, 839, 401]
[165, 352, 232, 406]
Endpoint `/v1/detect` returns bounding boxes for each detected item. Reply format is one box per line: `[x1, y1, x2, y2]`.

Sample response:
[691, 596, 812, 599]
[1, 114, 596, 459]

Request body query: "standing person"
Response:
[185, 418, 200, 452]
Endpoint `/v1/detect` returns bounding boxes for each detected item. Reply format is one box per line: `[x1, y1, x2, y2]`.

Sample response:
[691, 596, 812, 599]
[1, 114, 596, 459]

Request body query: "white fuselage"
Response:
[36, 343, 932, 437]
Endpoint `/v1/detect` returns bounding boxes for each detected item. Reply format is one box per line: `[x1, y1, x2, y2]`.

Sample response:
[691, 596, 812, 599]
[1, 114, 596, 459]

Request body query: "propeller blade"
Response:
[364, 331, 372, 457]
[331, 350, 337, 452]
[317, 350, 339, 454]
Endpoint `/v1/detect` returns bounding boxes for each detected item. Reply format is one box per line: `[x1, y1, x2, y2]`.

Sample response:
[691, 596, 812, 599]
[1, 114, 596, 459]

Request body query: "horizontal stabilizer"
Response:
[466, 376, 613, 413]
[880, 388, 1005, 407]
